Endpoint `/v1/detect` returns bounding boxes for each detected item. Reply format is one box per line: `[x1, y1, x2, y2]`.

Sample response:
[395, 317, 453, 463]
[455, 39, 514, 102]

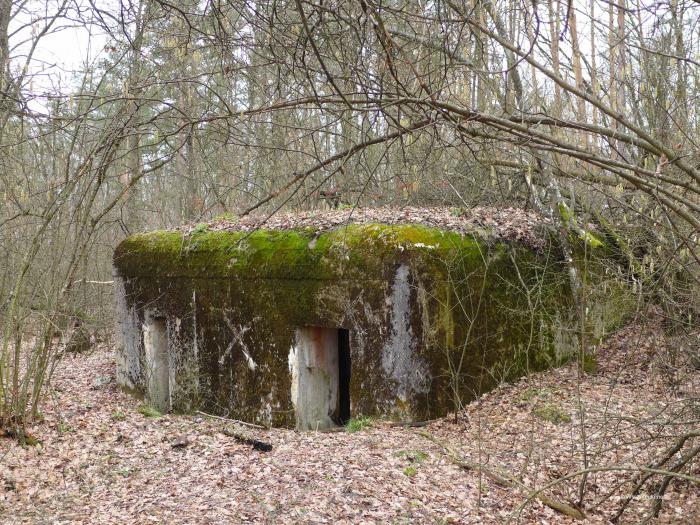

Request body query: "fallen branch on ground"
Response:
[415, 430, 586, 520]
[612, 429, 700, 522]
[388, 419, 436, 428]
[195, 410, 267, 429]
[221, 428, 273, 452]
[73, 279, 114, 285]
[317, 426, 346, 433]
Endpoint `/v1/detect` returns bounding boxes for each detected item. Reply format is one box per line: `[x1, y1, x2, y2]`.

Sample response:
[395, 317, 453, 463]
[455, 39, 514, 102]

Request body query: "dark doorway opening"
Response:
[337, 328, 351, 425]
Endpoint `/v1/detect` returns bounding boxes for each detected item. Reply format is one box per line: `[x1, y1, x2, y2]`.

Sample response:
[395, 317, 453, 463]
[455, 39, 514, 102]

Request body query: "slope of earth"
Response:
[1, 313, 698, 524]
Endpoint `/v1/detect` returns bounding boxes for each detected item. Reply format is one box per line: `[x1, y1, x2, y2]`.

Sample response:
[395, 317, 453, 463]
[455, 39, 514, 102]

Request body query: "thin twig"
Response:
[195, 410, 267, 429]
[415, 430, 586, 520]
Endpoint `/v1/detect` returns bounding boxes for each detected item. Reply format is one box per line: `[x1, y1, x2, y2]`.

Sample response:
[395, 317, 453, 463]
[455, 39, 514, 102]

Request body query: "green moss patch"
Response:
[114, 223, 489, 281]
[345, 415, 373, 433]
[138, 404, 162, 418]
[403, 466, 418, 477]
[395, 450, 429, 463]
[533, 403, 571, 424]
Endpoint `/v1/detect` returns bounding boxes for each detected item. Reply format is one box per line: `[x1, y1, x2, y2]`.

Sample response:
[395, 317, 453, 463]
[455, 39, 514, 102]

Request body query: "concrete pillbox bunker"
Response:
[113, 210, 629, 430]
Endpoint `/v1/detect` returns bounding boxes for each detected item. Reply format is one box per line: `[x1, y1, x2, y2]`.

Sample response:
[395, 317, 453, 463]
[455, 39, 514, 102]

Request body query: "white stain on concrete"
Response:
[381, 265, 431, 399]
[224, 318, 257, 371]
[241, 348, 257, 371]
[288, 344, 299, 410]
[114, 277, 141, 390]
[192, 290, 198, 361]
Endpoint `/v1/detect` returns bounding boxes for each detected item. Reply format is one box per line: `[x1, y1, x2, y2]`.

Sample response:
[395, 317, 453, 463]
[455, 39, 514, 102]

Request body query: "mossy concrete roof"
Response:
[114, 208, 556, 282]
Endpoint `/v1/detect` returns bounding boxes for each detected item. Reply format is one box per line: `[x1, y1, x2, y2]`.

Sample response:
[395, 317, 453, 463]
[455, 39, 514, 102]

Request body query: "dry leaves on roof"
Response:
[180, 206, 552, 250]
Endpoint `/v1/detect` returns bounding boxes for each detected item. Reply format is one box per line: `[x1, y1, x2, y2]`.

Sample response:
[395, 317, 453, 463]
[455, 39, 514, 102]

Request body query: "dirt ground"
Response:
[2, 317, 699, 524]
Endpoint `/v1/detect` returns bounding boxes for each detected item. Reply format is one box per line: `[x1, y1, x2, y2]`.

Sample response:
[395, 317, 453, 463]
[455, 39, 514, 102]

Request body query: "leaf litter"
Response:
[180, 206, 551, 250]
[1, 313, 699, 524]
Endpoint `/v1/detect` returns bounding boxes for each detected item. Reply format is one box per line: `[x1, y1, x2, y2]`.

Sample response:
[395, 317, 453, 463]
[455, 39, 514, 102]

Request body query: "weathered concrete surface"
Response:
[143, 317, 170, 412]
[290, 327, 339, 430]
[113, 221, 629, 429]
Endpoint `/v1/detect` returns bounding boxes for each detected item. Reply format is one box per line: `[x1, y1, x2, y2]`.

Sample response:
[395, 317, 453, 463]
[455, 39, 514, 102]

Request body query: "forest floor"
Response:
[2, 314, 699, 524]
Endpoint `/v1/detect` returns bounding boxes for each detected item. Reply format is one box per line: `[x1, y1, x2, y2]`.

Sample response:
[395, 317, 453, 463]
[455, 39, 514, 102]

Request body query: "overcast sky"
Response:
[9, 1, 110, 109]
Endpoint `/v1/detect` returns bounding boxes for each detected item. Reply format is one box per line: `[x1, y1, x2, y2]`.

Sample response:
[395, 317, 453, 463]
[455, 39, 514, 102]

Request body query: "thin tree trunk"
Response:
[568, 5, 587, 147]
